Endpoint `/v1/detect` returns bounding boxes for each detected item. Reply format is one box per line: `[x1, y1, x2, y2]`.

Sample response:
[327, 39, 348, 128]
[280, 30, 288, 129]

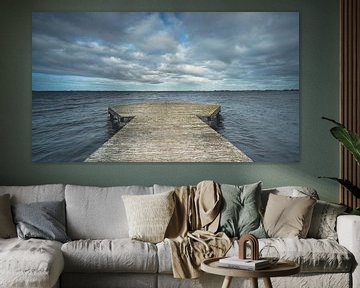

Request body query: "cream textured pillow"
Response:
[122, 191, 175, 243]
[0, 194, 16, 238]
[263, 193, 316, 238]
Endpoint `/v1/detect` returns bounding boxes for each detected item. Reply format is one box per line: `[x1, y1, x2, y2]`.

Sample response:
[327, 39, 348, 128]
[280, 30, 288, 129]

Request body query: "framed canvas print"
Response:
[32, 12, 299, 162]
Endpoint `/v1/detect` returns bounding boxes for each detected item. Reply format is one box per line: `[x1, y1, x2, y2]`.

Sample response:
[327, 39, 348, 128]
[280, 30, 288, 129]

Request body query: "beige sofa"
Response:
[0, 184, 359, 288]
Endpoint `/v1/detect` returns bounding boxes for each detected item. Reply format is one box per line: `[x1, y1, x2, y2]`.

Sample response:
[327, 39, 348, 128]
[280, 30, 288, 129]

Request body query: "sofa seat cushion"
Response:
[157, 238, 353, 274]
[260, 238, 353, 272]
[156, 240, 173, 274]
[62, 239, 158, 273]
[0, 238, 64, 288]
[230, 238, 353, 273]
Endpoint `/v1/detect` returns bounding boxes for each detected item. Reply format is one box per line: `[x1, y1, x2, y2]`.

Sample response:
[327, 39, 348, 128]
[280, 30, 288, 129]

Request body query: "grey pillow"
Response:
[218, 182, 266, 238]
[307, 200, 347, 240]
[12, 200, 70, 243]
[0, 194, 16, 238]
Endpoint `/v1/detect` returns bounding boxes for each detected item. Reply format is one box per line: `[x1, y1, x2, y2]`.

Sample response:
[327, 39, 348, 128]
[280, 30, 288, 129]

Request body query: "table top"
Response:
[201, 257, 300, 278]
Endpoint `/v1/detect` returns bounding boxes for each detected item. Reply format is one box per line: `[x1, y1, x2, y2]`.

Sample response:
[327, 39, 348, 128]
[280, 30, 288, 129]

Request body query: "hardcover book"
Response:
[218, 257, 271, 270]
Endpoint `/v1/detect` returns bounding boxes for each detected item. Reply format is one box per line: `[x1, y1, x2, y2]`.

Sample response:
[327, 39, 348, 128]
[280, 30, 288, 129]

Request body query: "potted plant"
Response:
[320, 117, 360, 215]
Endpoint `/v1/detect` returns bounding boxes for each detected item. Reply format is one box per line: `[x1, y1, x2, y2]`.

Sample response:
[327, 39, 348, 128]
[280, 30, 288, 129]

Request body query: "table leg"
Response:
[251, 278, 258, 288]
[263, 277, 273, 288]
[221, 276, 233, 288]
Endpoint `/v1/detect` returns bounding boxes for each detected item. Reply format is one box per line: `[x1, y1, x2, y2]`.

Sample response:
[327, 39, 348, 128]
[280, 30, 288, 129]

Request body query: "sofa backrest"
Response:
[0, 183, 320, 240]
[153, 184, 175, 194]
[0, 184, 65, 204]
[65, 184, 154, 240]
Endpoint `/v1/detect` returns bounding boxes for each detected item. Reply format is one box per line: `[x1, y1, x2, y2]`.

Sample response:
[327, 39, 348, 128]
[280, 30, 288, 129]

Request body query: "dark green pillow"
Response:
[12, 200, 70, 243]
[218, 182, 266, 238]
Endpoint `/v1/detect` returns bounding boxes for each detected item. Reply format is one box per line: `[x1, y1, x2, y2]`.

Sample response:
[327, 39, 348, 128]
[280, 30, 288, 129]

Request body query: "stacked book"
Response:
[218, 257, 271, 270]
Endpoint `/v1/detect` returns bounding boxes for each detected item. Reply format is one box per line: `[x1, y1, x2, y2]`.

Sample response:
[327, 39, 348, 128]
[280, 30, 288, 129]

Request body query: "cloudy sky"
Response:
[32, 12, 299, 91]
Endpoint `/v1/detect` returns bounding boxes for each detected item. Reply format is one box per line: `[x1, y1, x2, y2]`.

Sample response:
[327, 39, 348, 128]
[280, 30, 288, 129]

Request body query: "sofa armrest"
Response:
[337, 215, 360, 288]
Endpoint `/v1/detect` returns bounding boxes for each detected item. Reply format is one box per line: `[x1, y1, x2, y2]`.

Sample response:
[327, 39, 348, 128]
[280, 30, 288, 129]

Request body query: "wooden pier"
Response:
[86, 102, 252, 162]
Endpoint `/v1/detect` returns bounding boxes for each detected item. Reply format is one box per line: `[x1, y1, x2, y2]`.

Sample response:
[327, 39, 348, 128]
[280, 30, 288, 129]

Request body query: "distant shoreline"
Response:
[32, 89, 299, 93]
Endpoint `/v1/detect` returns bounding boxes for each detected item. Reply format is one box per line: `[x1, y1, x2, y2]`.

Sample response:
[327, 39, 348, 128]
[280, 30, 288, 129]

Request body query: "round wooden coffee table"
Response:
[201, 257, 300, 288]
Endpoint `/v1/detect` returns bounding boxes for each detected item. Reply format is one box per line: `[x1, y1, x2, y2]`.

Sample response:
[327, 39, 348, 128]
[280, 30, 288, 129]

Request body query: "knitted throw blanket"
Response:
[165, 180, 231, 278]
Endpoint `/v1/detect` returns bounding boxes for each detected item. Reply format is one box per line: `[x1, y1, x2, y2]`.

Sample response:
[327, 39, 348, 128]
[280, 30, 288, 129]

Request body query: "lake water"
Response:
[32, 90, 299, 162]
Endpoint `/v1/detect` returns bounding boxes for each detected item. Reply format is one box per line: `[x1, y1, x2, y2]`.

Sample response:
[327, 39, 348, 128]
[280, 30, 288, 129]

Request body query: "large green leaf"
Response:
[330, 127, 360, 165]
[323, 117, 360, 165]
[318, 177, 360, 198]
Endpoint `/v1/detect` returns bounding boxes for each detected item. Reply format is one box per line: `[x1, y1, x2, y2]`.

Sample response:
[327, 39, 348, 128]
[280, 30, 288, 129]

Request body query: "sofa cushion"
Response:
[233, 238, 353, 273]
[307, 200, 347, 240]
[0, 194, 16, 238]
[122, 191, 175, 243]
[12, 200, 70, 243]
[65, 185, 153, 239]
[0, 238, 64, 288]
[61, 239, 158, 273]
[263, 193, 316, 238]
[261, 238, 353, 273]
[261, 186, 319, 212]
[0, 184, 65, 204]
[218, 182, 266, 238]
[156, 240, 173, 274]
[158, 237, 353, 274]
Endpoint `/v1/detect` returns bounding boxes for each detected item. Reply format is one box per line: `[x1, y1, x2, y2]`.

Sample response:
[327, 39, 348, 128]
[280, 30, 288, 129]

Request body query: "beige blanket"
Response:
[165, 180, 231, 278]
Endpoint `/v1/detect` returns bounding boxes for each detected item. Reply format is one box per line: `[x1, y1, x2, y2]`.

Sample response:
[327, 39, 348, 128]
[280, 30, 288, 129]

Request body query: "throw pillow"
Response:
[0, 194, 16, 238]
[12, 200, 70, 243]
[218, 182, 266, 238]
[307, 200, 347, 240]
[122, 190, 175, 243]
[263, 193, 316, 238]
[261, 186, 319, 214]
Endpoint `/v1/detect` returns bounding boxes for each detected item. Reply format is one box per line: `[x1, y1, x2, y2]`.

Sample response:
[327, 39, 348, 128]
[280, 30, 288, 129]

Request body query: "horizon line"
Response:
[32, 89, 299, 92]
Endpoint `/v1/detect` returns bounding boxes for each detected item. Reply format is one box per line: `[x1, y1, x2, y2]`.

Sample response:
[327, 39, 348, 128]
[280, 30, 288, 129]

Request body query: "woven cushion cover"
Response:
[122, 191, 175, 243]
[308, 200, 347, 240]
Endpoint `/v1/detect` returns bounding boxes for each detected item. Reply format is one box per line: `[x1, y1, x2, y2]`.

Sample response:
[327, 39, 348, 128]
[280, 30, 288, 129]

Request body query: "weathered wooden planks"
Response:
[86, 101, 252, 162]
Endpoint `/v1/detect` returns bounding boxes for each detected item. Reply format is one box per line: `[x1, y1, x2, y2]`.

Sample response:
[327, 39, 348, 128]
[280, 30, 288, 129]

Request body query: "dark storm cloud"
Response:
[32, 12, 299, 90]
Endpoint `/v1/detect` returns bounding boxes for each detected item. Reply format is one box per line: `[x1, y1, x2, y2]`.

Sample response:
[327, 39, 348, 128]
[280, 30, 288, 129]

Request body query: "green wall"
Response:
[0, 0, 340, 202]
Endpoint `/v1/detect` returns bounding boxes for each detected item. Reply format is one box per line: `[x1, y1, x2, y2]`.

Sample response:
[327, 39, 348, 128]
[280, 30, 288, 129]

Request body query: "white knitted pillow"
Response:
[122, 191, 175, 243]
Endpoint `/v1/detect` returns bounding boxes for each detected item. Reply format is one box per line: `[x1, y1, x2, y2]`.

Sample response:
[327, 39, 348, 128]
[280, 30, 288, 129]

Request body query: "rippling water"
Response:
[32, 90, 299, 162]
